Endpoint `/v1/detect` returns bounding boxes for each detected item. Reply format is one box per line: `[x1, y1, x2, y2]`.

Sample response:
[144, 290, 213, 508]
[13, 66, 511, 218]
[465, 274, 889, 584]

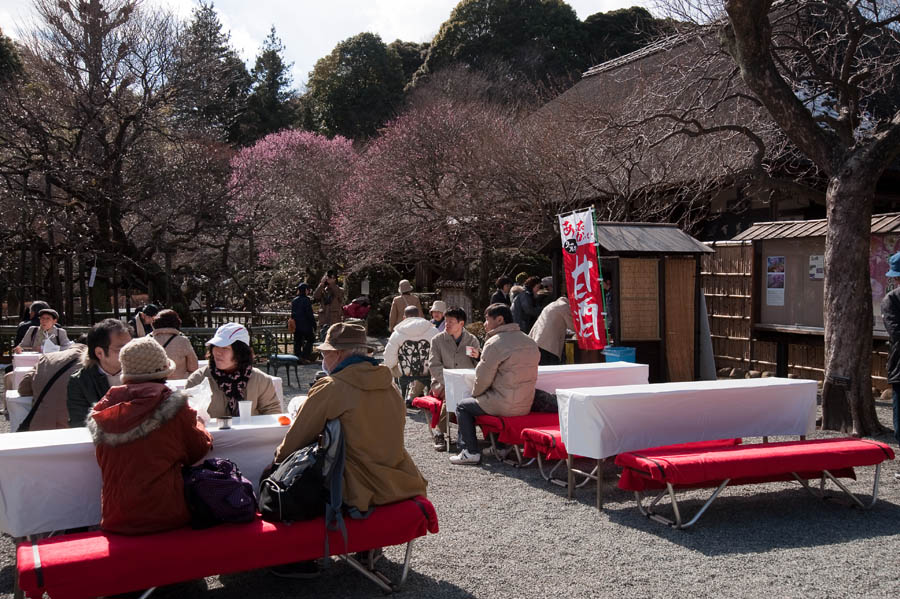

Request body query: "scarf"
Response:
[210, 363, 252, 416]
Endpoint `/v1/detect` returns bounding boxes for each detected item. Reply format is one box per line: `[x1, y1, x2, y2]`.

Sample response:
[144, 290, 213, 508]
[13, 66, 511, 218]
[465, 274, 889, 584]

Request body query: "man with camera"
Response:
[313, 270, 344, 341]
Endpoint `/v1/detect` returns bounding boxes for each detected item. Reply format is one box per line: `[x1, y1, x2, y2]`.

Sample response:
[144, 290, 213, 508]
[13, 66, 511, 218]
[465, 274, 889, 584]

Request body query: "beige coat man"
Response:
[313, 279, 345, 328]
[185, 366, 281, 418]
[388, 294, 423, 332]
[275, 360, 427, 512]
[18, 345, 86, 431]
[428, 329, 480, 396]
[529, 296, 574, 360]
[472, 322, 540, 417]
[428, 328, 480, 435]
[150, 328, 200, 379]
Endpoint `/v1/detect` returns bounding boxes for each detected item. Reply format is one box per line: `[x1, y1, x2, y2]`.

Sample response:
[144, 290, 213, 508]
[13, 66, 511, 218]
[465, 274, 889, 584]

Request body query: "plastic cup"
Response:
[238, 401, 252, 424]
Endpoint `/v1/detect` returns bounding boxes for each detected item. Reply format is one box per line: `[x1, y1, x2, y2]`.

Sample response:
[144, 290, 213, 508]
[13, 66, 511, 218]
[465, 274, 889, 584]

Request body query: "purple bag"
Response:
[183, 458, 258, 529]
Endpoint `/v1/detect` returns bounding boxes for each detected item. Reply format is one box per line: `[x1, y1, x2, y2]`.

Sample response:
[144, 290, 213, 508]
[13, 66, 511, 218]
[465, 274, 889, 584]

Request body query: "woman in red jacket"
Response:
[87, 336, 212, 535]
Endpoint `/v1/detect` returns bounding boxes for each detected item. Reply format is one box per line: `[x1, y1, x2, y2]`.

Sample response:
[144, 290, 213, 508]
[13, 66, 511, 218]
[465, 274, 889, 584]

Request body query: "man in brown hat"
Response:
[388, 279, 423, 332]
[275, 322, 427, 514]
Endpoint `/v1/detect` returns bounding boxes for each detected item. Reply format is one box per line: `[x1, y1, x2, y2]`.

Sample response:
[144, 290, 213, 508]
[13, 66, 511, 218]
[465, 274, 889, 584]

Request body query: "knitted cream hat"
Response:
[119, 337, 175, 383]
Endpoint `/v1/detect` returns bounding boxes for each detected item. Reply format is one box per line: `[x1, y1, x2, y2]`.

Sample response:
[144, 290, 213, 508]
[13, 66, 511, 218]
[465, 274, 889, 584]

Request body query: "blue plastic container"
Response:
[602, 346, 636, 363]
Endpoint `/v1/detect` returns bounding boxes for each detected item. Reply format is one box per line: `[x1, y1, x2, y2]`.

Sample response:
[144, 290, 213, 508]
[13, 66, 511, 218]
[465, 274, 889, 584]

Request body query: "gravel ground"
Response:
[1, 360, 898, 599]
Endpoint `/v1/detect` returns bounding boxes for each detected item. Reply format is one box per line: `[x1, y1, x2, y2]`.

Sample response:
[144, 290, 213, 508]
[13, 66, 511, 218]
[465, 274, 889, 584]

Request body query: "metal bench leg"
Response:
[567, 455, 575, 499]
[597, 459, 604, 511]
[338, 539, 416, 593]
[821, 465, 883, 509]
[638, 480, 731, 529]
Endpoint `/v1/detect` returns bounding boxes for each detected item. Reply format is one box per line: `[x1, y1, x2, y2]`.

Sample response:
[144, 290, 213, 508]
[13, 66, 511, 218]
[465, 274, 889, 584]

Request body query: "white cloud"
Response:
[0, 0, 652, 85]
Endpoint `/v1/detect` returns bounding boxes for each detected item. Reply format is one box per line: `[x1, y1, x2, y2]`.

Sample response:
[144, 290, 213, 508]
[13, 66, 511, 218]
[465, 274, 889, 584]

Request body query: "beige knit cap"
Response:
[119, 336, 176, 383]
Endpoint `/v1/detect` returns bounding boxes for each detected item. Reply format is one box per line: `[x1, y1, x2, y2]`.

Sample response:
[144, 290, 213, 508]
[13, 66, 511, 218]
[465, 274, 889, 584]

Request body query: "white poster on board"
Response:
[766, 256, 785, 306]
[808, 255, 824, 280]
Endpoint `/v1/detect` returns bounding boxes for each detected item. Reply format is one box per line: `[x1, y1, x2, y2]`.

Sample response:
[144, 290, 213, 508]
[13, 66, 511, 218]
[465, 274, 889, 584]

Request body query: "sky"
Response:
[0, 0, 652, 90]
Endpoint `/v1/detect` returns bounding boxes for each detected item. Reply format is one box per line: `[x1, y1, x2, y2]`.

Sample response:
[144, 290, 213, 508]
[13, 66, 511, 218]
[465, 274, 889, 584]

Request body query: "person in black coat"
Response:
[880, 252, 900, 451]
[291, 283, 317, 362]
[511, 276, 542, 333]
[490, 276, 513, 306]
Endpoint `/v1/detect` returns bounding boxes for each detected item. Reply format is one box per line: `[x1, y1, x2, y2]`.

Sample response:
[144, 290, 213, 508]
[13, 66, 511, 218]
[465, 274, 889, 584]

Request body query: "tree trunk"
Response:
[821, 173, 883, 435]
[477, 245, 491, 312]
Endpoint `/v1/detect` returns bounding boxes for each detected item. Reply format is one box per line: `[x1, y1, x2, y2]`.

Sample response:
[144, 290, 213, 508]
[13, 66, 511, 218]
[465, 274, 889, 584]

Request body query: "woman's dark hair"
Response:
[524, 276, 542, 292]
[484, 303, 513, 325]
[445, 307, 467, 323]
[207, 340, 255, 371]
[152, 309, 182, 330]
[495, 276, 513, 289]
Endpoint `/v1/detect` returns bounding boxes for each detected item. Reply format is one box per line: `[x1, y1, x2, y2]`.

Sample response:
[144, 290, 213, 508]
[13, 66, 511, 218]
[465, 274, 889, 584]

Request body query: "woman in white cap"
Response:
[185, 323, 281, 419]
[14, 308, 71, 353]
[388, 279, 423, 332]
[87, 336, 212, 534]
[429, 300, 447, 333]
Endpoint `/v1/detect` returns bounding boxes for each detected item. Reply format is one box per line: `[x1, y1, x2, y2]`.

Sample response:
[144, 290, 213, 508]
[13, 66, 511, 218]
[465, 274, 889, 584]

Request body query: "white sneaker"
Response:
[449, 449, 481, 465]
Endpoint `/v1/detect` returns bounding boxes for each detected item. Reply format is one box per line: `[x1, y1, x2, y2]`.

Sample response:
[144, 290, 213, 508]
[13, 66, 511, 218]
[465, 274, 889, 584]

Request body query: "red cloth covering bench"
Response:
[411, 395, 443, 429]
[521, 424, 742, 507]
[17, 496, 438, 598]
[475, 412, 559, 465]
[615, 438, 895, 529]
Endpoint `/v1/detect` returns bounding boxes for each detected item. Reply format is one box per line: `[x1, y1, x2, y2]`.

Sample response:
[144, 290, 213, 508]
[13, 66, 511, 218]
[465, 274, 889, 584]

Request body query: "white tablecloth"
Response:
[442, 361, 650, 414]
[13, 353, 40, 370]
[13, 367, 33, 389]
[557, 377, 817, 460]
[0, 414, 292, 537]
[5, 391, 32, 434]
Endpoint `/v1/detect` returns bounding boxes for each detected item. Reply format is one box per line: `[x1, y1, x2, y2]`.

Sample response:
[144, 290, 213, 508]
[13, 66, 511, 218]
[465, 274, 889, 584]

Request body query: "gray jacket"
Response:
[428, 329, 481, 393]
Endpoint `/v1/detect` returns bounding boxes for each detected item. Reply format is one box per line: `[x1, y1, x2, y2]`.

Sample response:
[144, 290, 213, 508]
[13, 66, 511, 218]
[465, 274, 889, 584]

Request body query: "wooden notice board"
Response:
[665, 257, 695, 381]
[619, 258, 660, 341]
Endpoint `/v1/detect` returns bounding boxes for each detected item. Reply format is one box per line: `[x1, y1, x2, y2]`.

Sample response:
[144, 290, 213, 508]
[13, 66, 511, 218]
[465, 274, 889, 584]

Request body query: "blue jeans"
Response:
[455, 398, 487, 454]
[892, 384, 900, 446]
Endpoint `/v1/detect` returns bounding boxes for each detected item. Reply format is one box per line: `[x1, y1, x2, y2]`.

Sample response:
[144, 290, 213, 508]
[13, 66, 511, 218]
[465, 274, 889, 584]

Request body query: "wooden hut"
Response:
[594, 222, 713, 382]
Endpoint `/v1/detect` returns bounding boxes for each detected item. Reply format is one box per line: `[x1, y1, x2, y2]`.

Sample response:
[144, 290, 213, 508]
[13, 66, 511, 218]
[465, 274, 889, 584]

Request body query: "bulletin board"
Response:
[619, 258, 660, 341]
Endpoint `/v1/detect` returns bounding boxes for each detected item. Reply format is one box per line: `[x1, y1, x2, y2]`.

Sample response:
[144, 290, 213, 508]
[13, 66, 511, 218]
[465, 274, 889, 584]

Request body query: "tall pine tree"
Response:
[241, 27, 296, 143]
[171, 2, 250, 144]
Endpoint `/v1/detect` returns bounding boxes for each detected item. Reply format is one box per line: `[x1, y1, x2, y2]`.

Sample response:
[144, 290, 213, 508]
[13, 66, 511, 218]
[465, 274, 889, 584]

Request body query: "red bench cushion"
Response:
[411, 395, 443, 429]
[521, 425, 568, 460]
[476, 412, 559, 446]
[617, 438, 894, 492]
[17, 496, 438, 599]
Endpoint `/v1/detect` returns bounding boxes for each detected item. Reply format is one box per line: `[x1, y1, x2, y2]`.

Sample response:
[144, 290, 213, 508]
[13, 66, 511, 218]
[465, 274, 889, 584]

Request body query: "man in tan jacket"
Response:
[388, 279, 423, 332]
[427, 307, 480, 451]
[450, 304, 540, 465]
[313, 271, 344, 341]
[275, 323, 427, 512]
[529, 296, 574, 365]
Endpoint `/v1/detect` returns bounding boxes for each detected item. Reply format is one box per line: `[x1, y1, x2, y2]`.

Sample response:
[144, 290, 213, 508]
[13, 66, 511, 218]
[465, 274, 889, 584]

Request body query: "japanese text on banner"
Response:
[558, 209, 607, 350]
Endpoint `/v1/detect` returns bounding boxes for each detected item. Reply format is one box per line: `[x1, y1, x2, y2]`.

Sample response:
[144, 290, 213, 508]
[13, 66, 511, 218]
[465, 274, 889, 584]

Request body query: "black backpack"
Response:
[259, 420, 348, 547]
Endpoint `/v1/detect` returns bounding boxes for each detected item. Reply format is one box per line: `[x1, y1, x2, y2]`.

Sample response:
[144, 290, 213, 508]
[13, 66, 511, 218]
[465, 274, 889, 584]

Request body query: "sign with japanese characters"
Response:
[558, 209, 607, 350]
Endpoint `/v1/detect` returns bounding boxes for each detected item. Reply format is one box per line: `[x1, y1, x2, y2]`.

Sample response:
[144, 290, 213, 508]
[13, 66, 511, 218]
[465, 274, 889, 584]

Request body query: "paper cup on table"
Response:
[238, 401, 252, 424]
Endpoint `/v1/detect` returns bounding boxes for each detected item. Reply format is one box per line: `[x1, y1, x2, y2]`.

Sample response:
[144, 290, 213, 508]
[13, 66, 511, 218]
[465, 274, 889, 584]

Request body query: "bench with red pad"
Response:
[17, 496, 438, 598]
[616, 438, 894, 529]
[475, 412, 559, 465]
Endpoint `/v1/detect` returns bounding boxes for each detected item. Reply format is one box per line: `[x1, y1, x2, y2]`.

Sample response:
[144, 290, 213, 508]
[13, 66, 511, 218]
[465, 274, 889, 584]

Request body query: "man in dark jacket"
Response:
[67, 319, 132, 427]
[880, 251, 900, 454]
[291, 282, 317, 362]
[490, 276, 513, 306]
[128, 304, 159, 338]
